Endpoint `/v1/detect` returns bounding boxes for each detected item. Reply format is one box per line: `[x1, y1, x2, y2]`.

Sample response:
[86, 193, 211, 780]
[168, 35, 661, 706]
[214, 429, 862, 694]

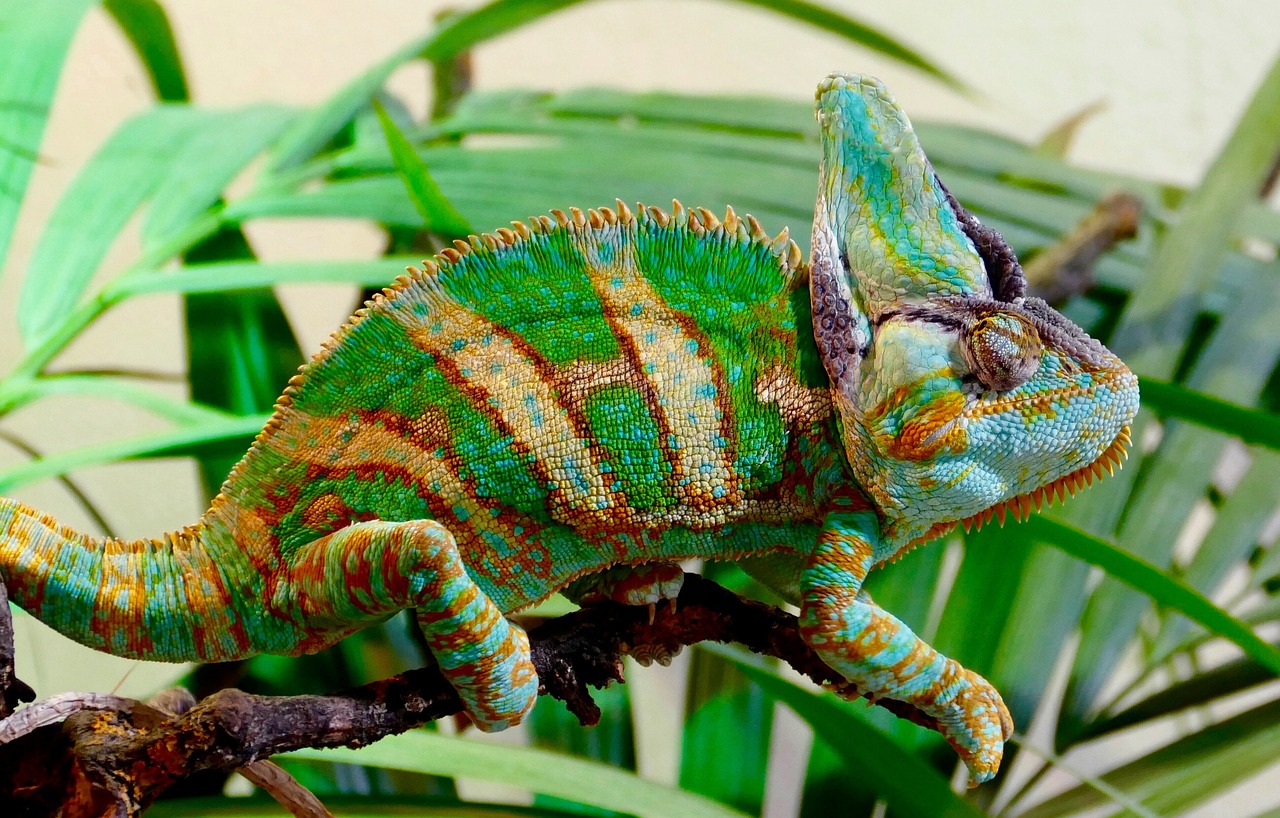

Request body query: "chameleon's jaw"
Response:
[959, 423, 1132, 532]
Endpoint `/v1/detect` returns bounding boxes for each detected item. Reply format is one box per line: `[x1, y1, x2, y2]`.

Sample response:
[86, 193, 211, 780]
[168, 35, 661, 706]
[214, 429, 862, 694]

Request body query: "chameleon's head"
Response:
[809, 73, 1139, 556]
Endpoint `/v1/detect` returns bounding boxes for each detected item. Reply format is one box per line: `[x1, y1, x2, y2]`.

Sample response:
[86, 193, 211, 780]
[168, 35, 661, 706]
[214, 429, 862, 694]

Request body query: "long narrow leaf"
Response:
[102, 0, 189, 102]
[737, 0, 960, 88]
[1139, 377, 1280, 450]
[144, 106, 295, 247]
[107, 258, 424, 299]
[0, 415, 267, 494]
[1023, 515, 1280, 676]
[0, 0, 98, 274]
[286, 731, 751, 818]
[1025, 697, 1280, 818]
[146, 794, 589, 817]
[268, 0, 960, 173]
[373, 100, 471, 235]
[11, 375, 233, 425]
[180, 225, 302, 496]
[266, 0, 592, 172]
[18, 106, 207, 347]
[1112, 52, 1280, 377]
[1064, 259, 1280, 732]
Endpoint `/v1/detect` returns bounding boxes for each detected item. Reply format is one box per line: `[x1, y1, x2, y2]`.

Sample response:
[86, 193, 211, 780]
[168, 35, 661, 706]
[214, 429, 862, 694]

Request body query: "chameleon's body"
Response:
[0, 75, 1138, 784]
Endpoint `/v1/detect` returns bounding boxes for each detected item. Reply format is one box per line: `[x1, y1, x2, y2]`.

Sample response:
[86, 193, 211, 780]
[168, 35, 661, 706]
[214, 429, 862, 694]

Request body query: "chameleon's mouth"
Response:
[960, 424, 1132, 532]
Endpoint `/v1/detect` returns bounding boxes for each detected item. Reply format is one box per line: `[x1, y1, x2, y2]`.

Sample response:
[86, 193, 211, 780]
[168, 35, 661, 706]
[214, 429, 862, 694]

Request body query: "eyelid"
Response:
[962, 312, 1042, 392]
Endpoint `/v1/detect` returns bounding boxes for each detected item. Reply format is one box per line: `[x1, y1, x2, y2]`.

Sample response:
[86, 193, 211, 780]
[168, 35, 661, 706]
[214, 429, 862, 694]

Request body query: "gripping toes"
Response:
[283, 518, 539, 732]
[928, 665, 1013, 787]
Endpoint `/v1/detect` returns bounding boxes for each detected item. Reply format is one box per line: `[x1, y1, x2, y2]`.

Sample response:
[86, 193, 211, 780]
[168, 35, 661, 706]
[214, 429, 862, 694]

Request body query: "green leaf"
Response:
[679, 624, 771, 814]
[719, 653, 985, 818]
[934, 528, 1030, 672]
[1010, 735, 1162, 818]
[1024, 697, 1280, 818]
[267, 0, 962, 174]
[11, 375, 233, 425]
[0, 0, 98, 274]
[731, 0, 962, 90]
[107, 258, 425, 299]
[373, 100, 472, 236]
[1063, 259, 1280, 734]
[1139, 377, 1280, 450]
[144, 794, 591, 817]
[102, 0, 189, 102]
[1090, 655, 1277, 740]
[1111, 52, 1280, 379]
[0, 415, 267, 494]
[266, 1, 593, 172]
[286, 731, 752, 818]
[1023, 515, 1280, 676]
[143, 105, 295, 247]
[18, 105, 207, 347]
[528, 681, 635, 816]
[180, 227, 302, 495]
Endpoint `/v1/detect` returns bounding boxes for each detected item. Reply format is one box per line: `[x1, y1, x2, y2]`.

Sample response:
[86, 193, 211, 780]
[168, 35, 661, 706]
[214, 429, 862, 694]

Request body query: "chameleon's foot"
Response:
[563, 562, 684, 608]
[929, 668, 1013, 787]
[451, 621, 539, 732]
[282, 518, 539, 732]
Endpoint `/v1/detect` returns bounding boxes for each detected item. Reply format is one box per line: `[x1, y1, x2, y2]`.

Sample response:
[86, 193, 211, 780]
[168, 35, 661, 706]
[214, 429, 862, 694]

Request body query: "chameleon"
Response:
[0, 73, 1138, 785]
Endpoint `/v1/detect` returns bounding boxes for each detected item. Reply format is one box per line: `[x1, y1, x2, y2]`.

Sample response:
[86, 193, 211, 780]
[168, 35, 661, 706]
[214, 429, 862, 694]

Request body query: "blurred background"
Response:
[3, 2, 1280, 816]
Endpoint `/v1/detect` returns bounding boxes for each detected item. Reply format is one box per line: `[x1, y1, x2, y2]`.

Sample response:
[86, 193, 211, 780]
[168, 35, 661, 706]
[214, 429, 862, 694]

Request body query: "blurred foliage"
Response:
[3, 1, 1280, 816]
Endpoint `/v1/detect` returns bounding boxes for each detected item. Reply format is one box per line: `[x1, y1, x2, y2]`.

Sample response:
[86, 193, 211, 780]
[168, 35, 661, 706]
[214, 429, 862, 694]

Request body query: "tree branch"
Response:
[0, 573, 938, 816]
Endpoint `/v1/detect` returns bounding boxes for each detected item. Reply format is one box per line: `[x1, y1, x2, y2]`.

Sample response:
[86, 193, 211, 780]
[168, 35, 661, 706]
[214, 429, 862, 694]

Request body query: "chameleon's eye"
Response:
[962, 312, 1042, 391]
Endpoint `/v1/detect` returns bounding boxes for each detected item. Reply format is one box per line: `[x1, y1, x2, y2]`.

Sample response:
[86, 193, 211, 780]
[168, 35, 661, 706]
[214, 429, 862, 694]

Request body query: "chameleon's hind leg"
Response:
[799, 510, 1012, 786]
[280, 519, 538, 731]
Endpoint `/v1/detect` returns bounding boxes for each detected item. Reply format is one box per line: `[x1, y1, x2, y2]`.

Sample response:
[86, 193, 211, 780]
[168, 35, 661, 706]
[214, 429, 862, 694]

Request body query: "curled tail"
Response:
[0, 498, 257, 663]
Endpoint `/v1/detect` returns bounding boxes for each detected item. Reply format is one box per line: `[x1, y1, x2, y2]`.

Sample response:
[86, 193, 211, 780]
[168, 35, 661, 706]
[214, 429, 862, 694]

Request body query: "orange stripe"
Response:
[583, 251, 741, 512]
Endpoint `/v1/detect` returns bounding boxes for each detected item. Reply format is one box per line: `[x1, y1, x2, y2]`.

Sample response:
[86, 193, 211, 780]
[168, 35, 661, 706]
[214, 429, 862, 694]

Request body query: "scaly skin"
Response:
[0, 74, 1138, 784]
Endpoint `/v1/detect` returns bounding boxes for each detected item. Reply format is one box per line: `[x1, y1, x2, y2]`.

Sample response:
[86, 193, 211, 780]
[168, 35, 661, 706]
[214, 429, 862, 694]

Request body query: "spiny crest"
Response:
[397, 199, 803, 288]
[252, 200, 804, 456]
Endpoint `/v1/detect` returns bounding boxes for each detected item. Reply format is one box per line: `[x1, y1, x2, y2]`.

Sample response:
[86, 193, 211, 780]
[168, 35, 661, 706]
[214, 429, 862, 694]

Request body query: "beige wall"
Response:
[3, 1, 1278, 801]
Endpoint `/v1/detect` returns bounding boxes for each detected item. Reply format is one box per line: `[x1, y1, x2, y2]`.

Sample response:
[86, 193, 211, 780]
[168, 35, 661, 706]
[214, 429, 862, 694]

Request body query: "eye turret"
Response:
[962, 312, 1042, 392]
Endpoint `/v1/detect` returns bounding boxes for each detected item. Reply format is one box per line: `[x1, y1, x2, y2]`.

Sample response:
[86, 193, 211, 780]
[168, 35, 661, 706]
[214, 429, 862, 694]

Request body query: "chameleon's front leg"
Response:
[279, 519, 538, 731]
[799, 510, 1013, 786]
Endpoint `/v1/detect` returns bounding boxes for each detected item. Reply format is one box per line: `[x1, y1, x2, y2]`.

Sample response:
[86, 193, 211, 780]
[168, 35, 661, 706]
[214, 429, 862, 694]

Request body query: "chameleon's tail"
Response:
[0, 497, 245, 662]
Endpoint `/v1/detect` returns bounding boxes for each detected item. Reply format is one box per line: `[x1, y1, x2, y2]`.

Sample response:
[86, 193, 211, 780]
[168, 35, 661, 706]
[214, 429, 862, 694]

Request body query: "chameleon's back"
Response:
[0, 202, 834, 661]
[221, 203, 834, 609]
